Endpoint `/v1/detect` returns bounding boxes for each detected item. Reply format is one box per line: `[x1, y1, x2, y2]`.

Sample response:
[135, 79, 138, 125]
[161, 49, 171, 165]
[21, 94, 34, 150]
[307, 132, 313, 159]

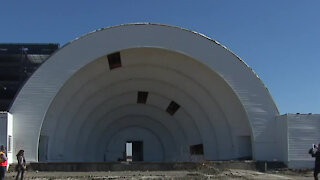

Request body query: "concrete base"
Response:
[17, 161, 286, 172]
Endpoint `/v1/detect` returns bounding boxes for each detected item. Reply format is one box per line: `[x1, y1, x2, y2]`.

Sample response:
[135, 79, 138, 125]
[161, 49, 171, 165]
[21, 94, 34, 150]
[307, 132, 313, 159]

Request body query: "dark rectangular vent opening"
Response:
[190, 144, 204, 155]
[137, 91, 148, 104]
[107, 52, 122, 70]
[166, 101, 180, 115]
[8, 135, 12, 152]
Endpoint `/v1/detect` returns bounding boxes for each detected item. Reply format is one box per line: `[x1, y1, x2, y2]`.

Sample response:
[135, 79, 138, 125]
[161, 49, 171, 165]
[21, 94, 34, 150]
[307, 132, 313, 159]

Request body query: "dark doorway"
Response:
[38, 135, 49, 162]
[127, 141, 143, 161]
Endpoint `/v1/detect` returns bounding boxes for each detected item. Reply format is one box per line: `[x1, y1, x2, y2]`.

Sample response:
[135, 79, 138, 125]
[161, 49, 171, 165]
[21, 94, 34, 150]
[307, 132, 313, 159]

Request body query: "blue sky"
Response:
[0, 0, 319, 114]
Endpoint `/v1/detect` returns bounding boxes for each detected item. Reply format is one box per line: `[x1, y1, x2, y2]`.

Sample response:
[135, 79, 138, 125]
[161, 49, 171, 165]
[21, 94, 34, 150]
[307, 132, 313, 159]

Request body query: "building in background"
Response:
[0, 43, 59, 111]
[0, 24, 318, 168]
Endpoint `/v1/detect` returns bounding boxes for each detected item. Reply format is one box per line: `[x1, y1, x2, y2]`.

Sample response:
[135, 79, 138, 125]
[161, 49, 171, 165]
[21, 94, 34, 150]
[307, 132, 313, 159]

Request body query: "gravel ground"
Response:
[4, 169, 314, 180]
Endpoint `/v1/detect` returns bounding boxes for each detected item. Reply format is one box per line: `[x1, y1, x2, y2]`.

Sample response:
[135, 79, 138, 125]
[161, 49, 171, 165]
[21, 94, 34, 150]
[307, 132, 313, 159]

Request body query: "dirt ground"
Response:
[4, 169, 314, 180]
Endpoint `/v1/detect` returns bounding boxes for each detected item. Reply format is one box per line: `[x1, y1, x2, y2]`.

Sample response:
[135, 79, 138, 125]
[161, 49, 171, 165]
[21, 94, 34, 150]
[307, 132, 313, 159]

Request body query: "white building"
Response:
[0, 23, 318, 168]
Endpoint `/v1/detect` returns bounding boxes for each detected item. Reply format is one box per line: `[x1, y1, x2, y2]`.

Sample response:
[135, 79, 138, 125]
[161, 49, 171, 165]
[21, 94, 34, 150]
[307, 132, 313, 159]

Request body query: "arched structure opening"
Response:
[39, 48, 251, 162]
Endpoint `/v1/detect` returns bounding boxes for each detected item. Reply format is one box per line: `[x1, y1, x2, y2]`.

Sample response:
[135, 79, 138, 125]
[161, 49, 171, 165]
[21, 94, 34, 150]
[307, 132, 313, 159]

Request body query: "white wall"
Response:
[7, 113, 13, 164]
[0, 112, 13, 165]
[276, 115, 288, 163]
[279, 114, 320, 168]
[0, 113, 8, 150]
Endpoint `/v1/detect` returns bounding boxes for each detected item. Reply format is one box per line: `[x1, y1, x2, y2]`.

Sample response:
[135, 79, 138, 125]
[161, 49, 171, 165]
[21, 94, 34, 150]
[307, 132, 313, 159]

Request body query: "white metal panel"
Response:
[126, 142, 132, 157]
[286, 114, 320, 168]
[7, 113, 13, 164]
[0, 112, 13, 164]
[276, 115, 288, 163]
[0, 113, 7, 148]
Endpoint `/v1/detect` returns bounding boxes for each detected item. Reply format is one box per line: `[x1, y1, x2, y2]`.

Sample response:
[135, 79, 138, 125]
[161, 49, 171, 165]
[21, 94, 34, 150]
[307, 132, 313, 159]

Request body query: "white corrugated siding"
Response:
[276, 115, 288, 162]
[0, 112, 13, 165]
[286, 114, 320, 168]
[0, 112, 8, 148]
